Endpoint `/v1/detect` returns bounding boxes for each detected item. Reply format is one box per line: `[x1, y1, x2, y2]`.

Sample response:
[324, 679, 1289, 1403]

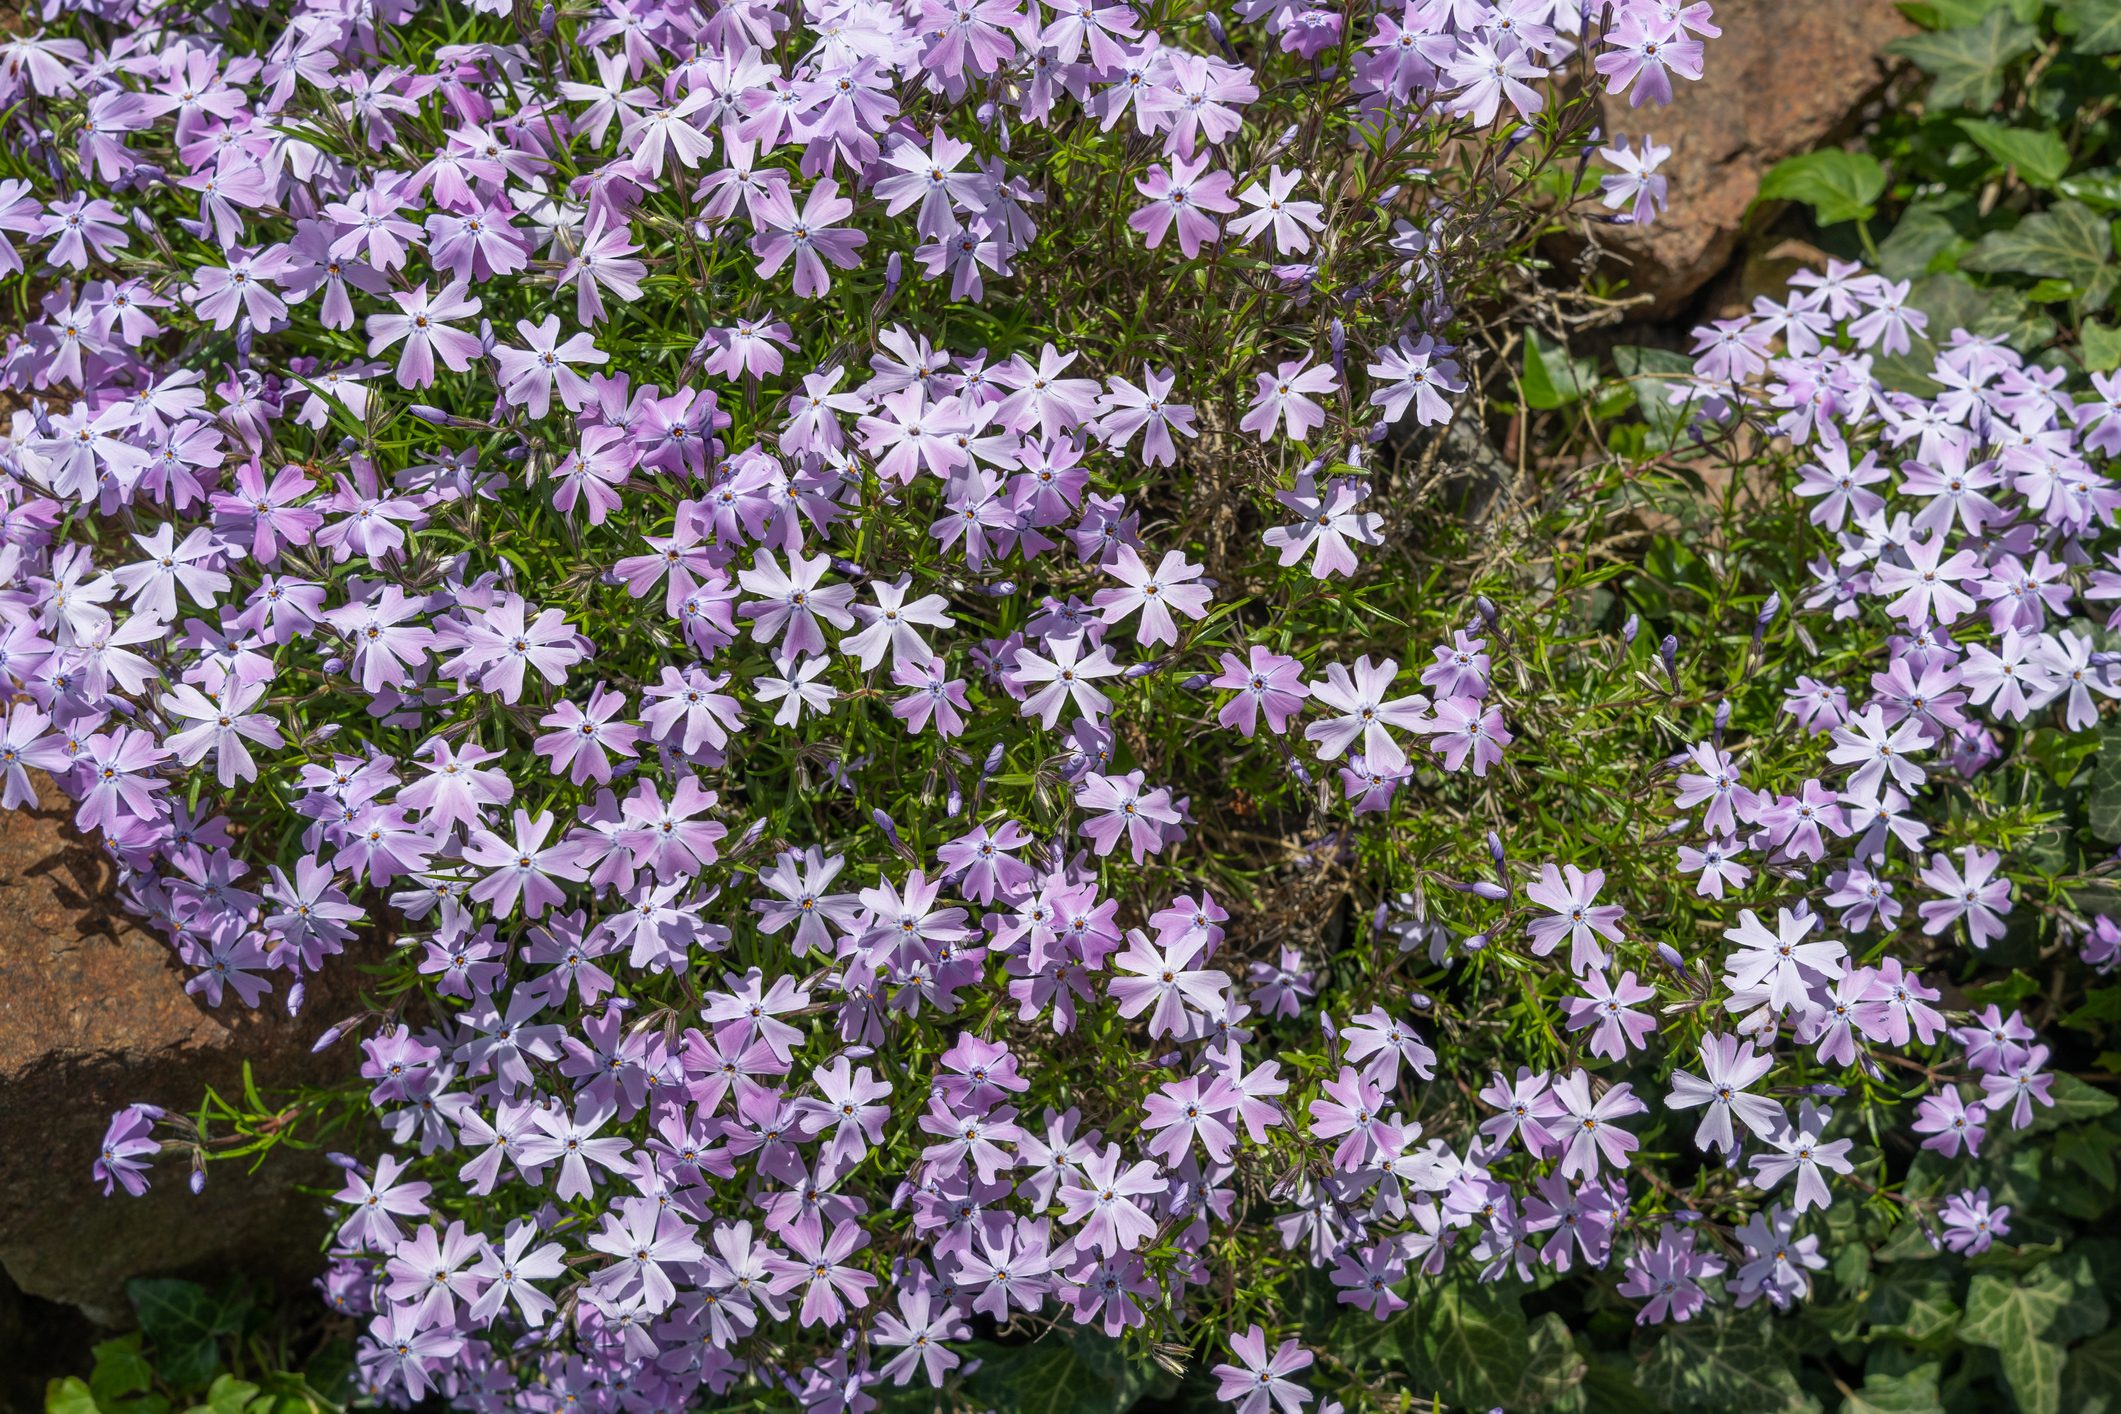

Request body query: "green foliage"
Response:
[1854, 0, 2121, 367]
[1758, 151, 1890, 226]
[46, 1282, 350, 1414]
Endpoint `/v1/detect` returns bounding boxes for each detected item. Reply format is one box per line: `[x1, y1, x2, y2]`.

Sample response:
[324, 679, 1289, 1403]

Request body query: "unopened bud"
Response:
[1622, 613, 1639, 645]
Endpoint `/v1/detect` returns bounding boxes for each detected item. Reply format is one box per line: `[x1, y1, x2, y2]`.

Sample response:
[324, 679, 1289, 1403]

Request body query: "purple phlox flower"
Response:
[1303, 654, 1427, 772]
[1110, 929, 1231, 1038]
[1262, 474, 1383, 581]
[871, 1281, 969, 1387]
[1597, 133, 1671, 224]
[1939, 1187, 2010, 1255]
[1562, 968, 1658, 1060]
[1128, 151, 1237, 258]
[1075, 769, 1181, 862]
[462, 808, 588, 918]
[1011, 632, 1122, 728]
[467, 1218, 566, 1328]
[739, 549, 858, 664]
[1664, 1033, 1783, 1154]
[1140, 1071, 1240, 1165]
[533, 682, 641, 786]
[1213, 645, 1310, 737]
[1056, 1142, 1163, 1258]
[364, 280, 483, 389]
[587, 1193, 706, 1315]
[843, 574, 952, 672]
[1228, 165, 1324, 254]
[1210, 1324, 1313, 1414]
[382, 1218, 487, 1328]
[1916, 845, 2013, 950]
[1618, 1223, 1723, 1324]
[1093, 544, 1211, 648]
[1308, 1064, 1401, 1171]
[1978, 1042, 2055, 1129]
[1341, 1006, 1437, 1088]
[1747, 1102, 1853, 1214]
[93, 1105, 162, 1198]
[1478, 1065, 1564, 1159]
[1524, 862, 1626, 975]
[493, 315, 608, 419]
[1366, 334, 1463, 429]
[1552, 1069, 1646, 1180]
[1240, 356, 1339, 443]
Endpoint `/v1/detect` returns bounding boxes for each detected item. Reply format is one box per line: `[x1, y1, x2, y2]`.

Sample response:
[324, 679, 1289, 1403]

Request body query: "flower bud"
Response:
[1658, 634, 1679, 686]
[979, 580, 1016, 597]
[1475, 596, 1500, 633]
[884, 251, 902, 296]
[539, 1, 556, 32]
[285, 980, 305, 1017]
[1468, 881, 1507, 901]
[1486, 830, 1506, 871]
[1622, 613, 1639, 645]
[1408, 992, 1434, 1011]
[1655, 942, 1685, 971]
[409, 404, 453, 426]
[1463, 932, 1489, 951]
[1182, 673, 1213, 691]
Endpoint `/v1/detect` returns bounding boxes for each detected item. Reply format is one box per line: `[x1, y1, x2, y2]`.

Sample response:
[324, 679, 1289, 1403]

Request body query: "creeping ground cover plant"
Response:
[7, 0, 2121, 1408]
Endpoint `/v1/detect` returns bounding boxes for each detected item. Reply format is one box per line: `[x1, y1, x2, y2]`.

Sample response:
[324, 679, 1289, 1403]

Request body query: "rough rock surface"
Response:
[1595, 0, 1913, 316]
[0, 773, 354, 1324]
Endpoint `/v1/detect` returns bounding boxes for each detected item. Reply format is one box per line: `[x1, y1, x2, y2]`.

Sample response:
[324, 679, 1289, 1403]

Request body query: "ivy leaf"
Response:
[1957, 120, 2072, 188]
[960, 1332, 1147, 1414]
[1637, 1310, 1816, 1414]
[1998, 1340, 2066, 1414]
[1613, 345, 1696, 448]
[2092, 724, 2121, 842]
[1959, 1262, 2080, 1354]
[1840, 1361, 1941, 1414]
[47, 1379, 100, 1414]
[1421, 1282, 1534, 1409]
[2054, 1124, 2119, 1187]
[126, 1281, 247, 1393]
[2064, 985, 2121, 1029]
[1523, 1313, 1590, 1409]
[2084, 321, 2121, 372]
[1889, 9, 2040, 109]
[2060, 167, 2121, 211]
[1865, 1264, 1960, 1344]
[2059, 0, 2121, 54]
[2060, 1328, 2121, 1414]
[1757, 150, 1888, 225]
[1901, 0, 2042, 24]
[89, 1337, 155, 1407]
[1960, 201, 2116, 303]
[1522, 331, 1597, 410]
[183, 1377, 261, 1414]
[2027, 1072, 2121, 1131]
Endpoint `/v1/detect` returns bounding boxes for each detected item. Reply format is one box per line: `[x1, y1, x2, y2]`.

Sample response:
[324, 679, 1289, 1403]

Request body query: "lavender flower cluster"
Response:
[8, 0, 2112, 1405]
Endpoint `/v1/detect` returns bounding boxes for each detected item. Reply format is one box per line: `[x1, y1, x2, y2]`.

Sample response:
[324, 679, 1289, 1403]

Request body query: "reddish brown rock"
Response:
[0, 774, 356, 1323]
[1595, 0, 1912, 316]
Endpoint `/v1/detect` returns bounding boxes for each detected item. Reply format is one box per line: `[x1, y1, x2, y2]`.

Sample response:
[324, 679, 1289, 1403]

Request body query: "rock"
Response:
[1593, 0, 1912, 317]
[0, 773, 356, 1324]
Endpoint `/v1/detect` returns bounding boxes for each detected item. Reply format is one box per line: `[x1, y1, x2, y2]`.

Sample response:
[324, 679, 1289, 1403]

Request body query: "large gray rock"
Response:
[1594, 0, 1912, 316]
[0, 774, 354, 1324]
